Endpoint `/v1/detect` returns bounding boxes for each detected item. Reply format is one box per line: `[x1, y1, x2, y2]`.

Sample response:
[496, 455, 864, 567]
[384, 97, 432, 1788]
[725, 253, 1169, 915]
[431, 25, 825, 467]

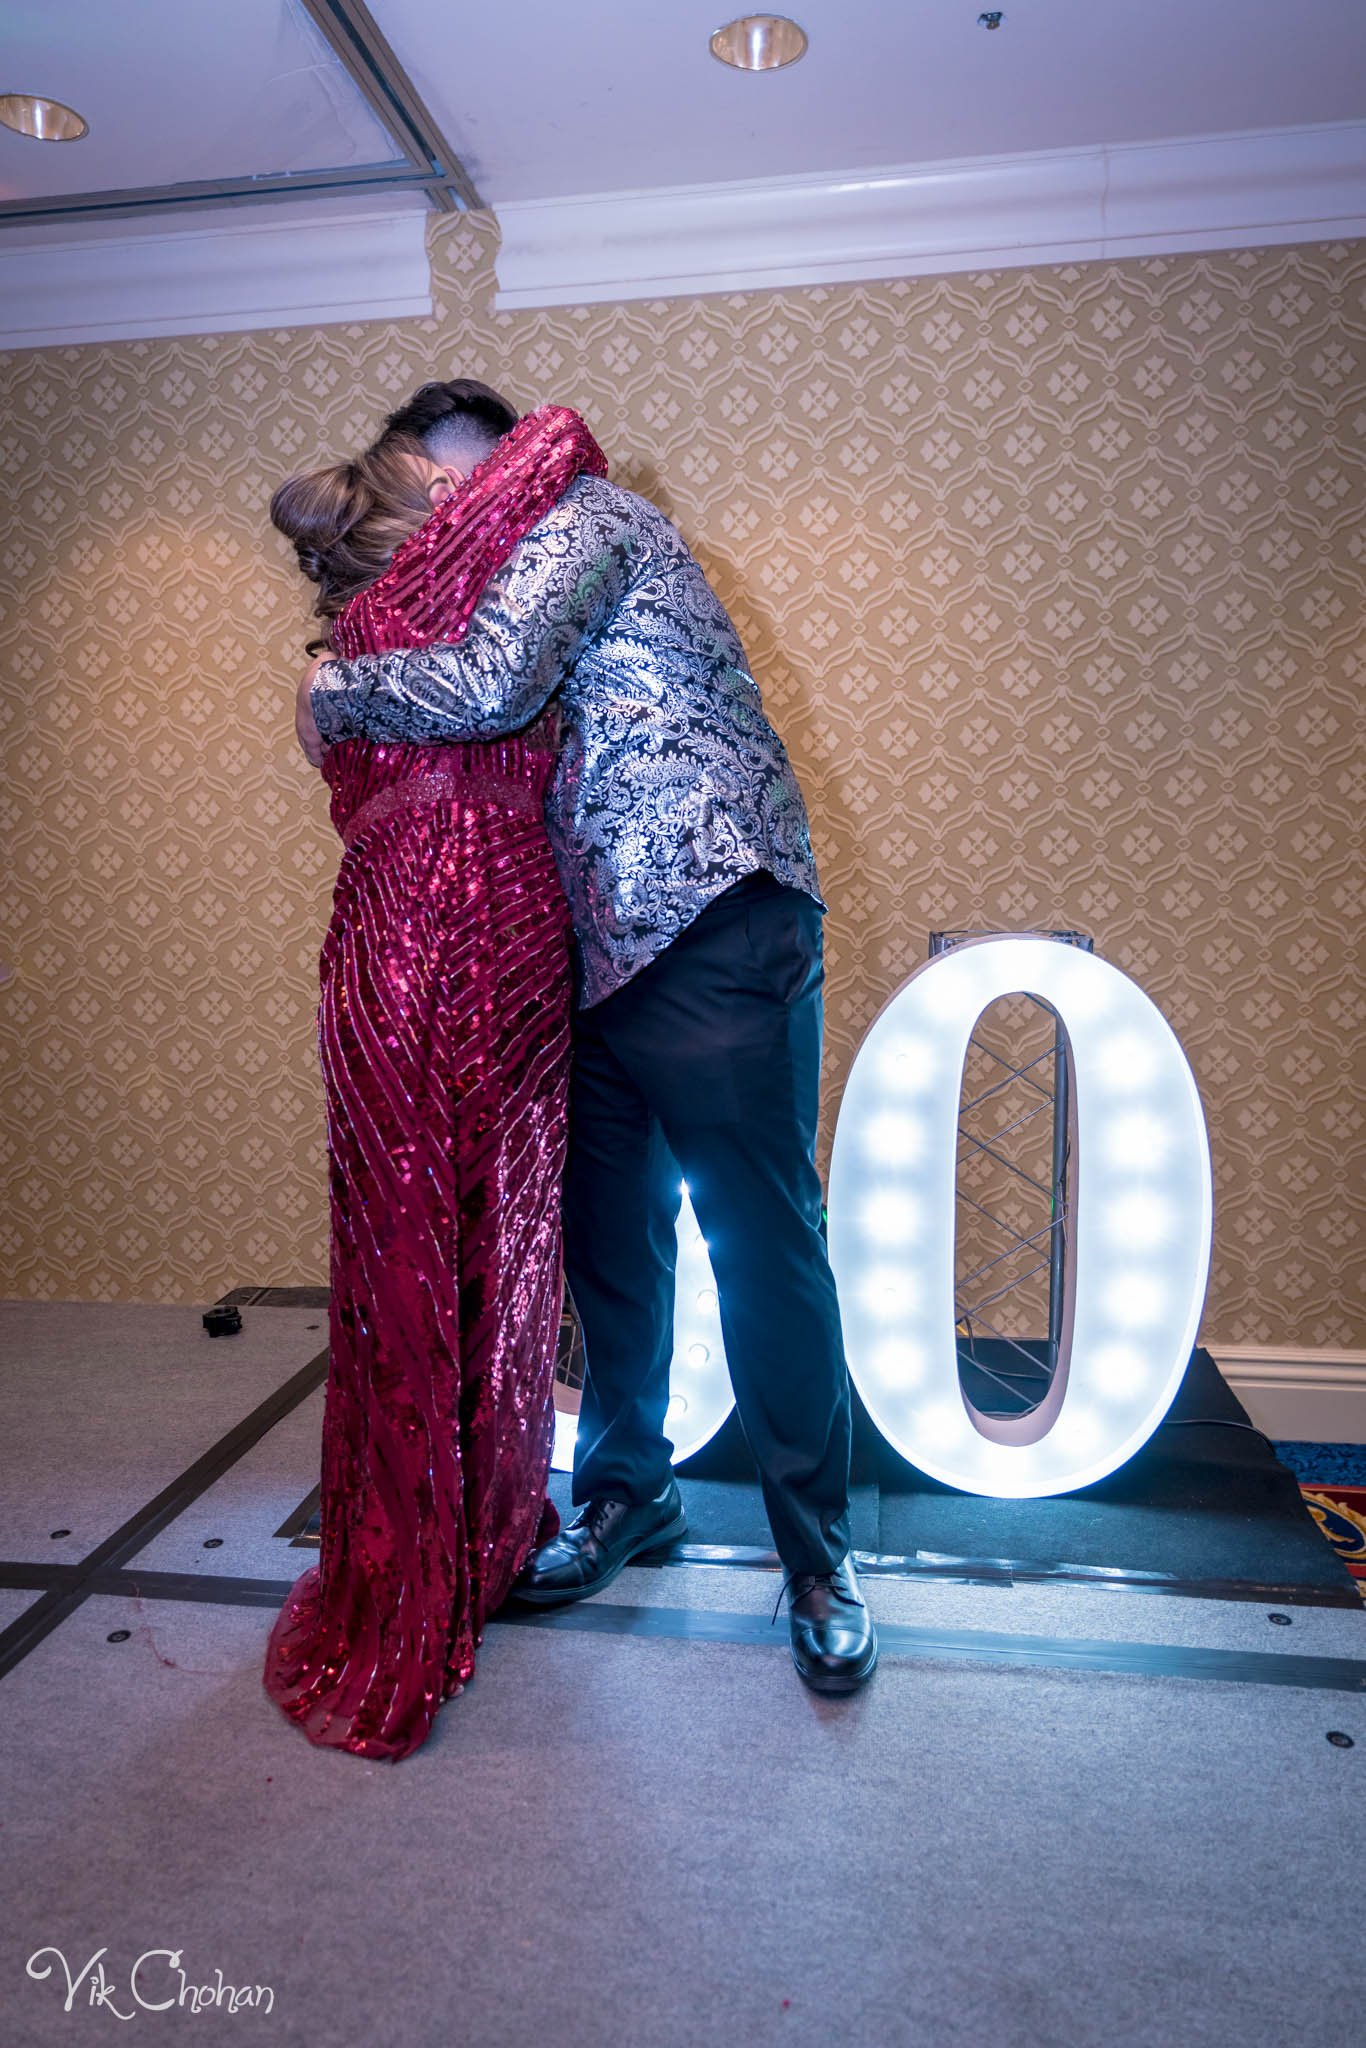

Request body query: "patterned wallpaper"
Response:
[0, 215, 1362, 1345]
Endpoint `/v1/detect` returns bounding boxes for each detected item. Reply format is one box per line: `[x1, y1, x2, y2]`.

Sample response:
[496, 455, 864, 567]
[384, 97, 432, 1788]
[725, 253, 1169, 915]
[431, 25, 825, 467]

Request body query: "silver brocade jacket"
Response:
[311, 474, 825, 1007]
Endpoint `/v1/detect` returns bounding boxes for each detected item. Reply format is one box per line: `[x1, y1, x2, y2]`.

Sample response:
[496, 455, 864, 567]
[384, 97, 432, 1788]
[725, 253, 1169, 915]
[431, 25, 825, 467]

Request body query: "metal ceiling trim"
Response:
[0, 164, 444, 228]
[299, 0, 484, 213]
[0, 0, 483, 230]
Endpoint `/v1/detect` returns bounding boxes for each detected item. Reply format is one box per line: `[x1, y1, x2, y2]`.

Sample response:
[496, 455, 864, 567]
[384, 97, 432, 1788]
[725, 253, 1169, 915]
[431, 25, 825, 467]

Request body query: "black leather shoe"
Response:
[511, 1478, 687, 1607]
[785, 1555, 878, 1693]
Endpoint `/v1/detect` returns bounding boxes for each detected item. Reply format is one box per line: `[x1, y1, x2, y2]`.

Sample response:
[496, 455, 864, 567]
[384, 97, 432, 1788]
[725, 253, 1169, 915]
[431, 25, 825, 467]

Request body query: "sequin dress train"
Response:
[262, 733, 571, 1760]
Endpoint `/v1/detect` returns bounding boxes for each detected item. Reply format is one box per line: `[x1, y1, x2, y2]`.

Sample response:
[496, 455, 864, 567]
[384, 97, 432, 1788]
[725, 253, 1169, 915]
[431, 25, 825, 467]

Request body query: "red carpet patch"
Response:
[1300, 1485, 1366, 1600]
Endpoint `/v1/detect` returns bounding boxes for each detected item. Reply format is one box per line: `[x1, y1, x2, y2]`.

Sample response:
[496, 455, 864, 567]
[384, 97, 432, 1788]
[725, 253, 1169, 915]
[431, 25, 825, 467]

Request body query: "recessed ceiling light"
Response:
[710, 15, 808, 72]
[0, 93, 89, 142]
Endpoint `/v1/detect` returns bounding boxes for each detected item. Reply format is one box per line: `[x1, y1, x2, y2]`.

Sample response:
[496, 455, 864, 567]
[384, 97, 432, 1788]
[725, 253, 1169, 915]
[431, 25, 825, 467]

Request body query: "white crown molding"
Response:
[4, 122, 1362, 348]
[0, 197, 433, 353]
[1214, 1345, 1366, 1444]
[494, 120, 1366, 310]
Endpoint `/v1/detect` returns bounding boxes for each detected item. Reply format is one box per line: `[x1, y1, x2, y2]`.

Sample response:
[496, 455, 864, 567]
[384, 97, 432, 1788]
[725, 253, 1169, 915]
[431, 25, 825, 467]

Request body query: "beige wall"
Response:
[0, 215, 1362, 1344]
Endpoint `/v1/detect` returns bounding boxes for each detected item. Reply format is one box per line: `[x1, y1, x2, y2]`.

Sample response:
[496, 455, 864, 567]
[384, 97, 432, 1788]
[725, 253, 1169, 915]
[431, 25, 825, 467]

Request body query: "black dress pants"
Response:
[562, 871, 852, 1575]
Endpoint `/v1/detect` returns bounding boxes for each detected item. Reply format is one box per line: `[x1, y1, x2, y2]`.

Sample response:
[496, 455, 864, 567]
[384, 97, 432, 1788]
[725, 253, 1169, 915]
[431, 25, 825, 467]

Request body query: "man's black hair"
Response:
[379, 378, 519, 465]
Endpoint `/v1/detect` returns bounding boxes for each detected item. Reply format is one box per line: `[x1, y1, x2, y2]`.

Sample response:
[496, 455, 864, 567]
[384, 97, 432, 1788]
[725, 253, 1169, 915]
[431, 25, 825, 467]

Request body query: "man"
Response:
[298, 378, 876, 1694]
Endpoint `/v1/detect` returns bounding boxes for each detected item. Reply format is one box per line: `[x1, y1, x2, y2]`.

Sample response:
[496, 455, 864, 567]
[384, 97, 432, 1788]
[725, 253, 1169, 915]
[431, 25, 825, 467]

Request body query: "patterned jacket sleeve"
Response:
[310, 476, 642, 745]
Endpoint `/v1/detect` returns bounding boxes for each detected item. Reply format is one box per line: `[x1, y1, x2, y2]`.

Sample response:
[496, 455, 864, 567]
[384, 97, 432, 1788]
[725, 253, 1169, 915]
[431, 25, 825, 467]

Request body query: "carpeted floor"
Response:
[3, 1587, 1363, 2048]
[1272, 1444, 1366, 1598]
[0, 1301, 327, 1567]
[1274, 1442, 1366, 1488]
[2, 1301, 1363, 2048]
[1298, 1486, 1366, 1596]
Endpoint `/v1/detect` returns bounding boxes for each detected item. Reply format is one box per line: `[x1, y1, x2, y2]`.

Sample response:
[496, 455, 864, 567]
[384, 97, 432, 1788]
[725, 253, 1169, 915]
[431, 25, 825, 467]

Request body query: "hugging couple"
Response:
[263, 378, 877, 1760]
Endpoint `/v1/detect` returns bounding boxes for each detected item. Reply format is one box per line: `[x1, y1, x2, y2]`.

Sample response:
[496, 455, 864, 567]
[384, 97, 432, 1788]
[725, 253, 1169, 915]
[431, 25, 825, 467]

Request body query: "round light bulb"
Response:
[0, 94, 88, 142]
[709, 15, 808, 72]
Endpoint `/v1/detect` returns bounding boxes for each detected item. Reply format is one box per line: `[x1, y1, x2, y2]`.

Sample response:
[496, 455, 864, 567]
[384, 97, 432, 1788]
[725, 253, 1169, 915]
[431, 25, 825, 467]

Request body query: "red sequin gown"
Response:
[262, 731, 571, 1759]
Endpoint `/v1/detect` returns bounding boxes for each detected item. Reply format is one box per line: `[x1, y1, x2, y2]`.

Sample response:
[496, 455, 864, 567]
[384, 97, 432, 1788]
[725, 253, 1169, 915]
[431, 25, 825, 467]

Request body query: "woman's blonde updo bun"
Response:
[270, 436, 435, 640]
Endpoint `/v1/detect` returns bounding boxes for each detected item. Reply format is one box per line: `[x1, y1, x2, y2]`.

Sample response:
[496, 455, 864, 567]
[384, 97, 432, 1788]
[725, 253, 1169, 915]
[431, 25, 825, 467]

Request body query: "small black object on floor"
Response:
[202, 1304, 243, 1338]
[549, 1347, 1355, 1596]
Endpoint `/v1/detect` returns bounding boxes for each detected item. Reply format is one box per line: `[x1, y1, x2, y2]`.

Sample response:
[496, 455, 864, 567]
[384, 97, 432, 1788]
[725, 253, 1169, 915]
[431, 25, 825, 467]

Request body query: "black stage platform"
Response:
[548, 1346, 1359, 1605]
[266, 1327, 1356, 1605]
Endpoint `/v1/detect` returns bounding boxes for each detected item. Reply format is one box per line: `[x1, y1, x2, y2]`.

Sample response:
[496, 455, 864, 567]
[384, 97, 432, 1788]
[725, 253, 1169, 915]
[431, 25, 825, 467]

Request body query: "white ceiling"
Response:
[385, 0, 1366, 204]
[3, 0, 1366, 343]
[3, 0, 1364, 213]
[0, 0, 395, 200]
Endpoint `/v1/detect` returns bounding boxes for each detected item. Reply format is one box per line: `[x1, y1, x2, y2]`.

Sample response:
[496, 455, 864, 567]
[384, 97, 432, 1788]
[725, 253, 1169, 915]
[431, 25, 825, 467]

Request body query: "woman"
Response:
[264, 407, 606, 1760]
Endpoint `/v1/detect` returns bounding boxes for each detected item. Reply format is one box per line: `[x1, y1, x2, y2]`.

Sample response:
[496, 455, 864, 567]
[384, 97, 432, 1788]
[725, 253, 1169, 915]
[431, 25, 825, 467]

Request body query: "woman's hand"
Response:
[296, 657, 327, 768]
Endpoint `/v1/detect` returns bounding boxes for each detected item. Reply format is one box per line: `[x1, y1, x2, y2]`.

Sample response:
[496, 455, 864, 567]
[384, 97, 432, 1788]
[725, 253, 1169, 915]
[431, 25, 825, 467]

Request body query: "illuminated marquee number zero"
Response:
[555, 938, 1212, 1500]
[827, 936, 1213, 1498]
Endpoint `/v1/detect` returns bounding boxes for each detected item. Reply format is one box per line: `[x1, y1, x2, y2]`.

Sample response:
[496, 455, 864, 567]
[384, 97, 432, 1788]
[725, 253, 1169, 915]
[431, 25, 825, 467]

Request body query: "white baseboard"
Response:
[1214, 1346, 1366, 1444]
